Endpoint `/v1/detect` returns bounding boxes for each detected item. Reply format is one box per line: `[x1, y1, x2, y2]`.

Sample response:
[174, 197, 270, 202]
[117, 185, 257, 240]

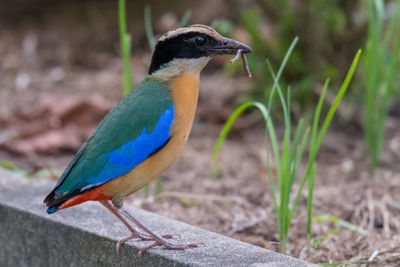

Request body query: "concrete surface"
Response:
[0, 167, 317, 266]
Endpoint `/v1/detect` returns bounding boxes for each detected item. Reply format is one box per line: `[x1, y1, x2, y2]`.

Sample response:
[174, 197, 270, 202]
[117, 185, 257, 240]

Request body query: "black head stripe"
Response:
[148, 32, 219, 75]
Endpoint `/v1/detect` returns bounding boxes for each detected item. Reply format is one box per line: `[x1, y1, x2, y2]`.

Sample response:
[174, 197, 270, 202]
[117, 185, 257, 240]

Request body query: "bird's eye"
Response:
[194, 36, 207, 46]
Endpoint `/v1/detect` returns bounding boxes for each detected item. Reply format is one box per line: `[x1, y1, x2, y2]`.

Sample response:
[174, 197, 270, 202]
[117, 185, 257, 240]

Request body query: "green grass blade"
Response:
[365, 0, 386, 167]
[266, 152, 280, 226]
[380, 1, 398, 57]
[118, 0, 133, 95]
[371, 3, 400, 165]
[306, 163, 316, 249]
[144, 5, 156, 52]
[179, 10, 192, 26]
[211, 102, 255, 164]
[311, 79, 330, 142]
[289, 118, 304, 171]
[314, 50, 361, 152]
[266, 61, 290, 127]
[155, 176, 163, 194]
[267, 37, 298, 110]
[266, 63, 293, 242]
[289, 125, 310, 190]
[0, 159, 19, 170]
[212, 102, 280, 170]
[374, 0, 384, 27]
[313, 213, 368, 235]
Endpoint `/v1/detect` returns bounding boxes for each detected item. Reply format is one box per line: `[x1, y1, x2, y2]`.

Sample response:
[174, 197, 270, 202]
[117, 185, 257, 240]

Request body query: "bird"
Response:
[44, 24, 252, 255]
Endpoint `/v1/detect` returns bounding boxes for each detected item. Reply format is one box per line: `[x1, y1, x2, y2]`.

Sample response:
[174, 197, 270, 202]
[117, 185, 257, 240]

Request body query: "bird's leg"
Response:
[119, 207, 203, 256]
[100, 200, 174, 253]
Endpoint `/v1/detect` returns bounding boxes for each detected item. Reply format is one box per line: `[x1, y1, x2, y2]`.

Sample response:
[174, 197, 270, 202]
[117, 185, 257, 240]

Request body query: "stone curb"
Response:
[0, 167, 317, 267]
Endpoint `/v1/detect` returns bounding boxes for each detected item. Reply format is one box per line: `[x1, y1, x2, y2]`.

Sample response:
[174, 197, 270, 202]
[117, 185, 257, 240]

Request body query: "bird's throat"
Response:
[150, 57, 210, 81]
[101, 71, 200, 198]
[169, 71, 200, 138]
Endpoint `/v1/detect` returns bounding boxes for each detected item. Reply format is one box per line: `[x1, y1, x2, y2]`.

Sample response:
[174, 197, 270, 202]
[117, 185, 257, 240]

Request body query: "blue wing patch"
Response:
[86, 104, 174, 185]
[55, 104, 174, 193]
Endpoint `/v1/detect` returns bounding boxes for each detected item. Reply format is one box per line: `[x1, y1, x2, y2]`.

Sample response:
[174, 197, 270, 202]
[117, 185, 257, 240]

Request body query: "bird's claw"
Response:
[115, 233, 178, 254]
[137, 232, 177, 241]
[138, 240, 204, 256]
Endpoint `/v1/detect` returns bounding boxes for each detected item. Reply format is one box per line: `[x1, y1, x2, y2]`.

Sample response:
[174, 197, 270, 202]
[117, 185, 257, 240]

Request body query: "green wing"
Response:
[45, 78, 174, 211]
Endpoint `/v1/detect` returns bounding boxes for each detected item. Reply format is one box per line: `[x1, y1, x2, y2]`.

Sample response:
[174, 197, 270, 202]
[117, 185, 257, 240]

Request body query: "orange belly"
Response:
[101, 71, 200, 197]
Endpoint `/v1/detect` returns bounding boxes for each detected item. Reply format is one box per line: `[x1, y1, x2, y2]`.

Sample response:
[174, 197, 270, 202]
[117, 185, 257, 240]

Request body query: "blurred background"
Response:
[1, 0, 400, 265]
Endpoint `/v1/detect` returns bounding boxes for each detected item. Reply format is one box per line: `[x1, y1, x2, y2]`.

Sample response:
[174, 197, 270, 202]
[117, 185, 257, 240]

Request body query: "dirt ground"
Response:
[1, 22, 400, 266]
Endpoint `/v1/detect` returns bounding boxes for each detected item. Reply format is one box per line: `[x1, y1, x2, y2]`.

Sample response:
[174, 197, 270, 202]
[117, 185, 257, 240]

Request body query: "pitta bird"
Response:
[44, 24, 252, 255]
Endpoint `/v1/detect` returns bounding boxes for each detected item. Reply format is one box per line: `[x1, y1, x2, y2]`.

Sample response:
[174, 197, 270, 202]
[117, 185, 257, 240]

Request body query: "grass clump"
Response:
[212, 37, 361, 253]
[364, 0, 400, 169]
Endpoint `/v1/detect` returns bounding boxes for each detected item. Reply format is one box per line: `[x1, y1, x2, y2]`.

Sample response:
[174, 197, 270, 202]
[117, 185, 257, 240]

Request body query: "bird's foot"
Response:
[101, 201, 201, 255]
[138, 239, 204, 256]
[139, 232, 177, 241]
[116, 232, 177, 253]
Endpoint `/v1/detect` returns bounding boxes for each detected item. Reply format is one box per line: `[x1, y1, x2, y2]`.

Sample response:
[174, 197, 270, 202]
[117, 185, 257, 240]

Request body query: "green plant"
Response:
[118, 0, 133, 96]
[313, 213, 367, 235]
[227, 2, 360, 114]
[364, 0, 400, 168]
[212, 36, 361, 253]
[0, 159, 29, 177]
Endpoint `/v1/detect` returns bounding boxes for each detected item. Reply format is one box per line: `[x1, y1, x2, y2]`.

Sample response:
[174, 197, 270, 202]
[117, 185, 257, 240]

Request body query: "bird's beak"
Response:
[210, 37, 252, 55]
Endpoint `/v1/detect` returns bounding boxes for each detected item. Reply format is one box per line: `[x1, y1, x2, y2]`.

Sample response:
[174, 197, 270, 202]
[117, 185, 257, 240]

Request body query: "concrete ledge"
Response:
[0, 167, 316, 266]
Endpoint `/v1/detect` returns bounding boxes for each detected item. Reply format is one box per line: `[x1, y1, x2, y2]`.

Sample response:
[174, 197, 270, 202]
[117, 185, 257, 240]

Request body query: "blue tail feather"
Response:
[47, 206, 58, 214]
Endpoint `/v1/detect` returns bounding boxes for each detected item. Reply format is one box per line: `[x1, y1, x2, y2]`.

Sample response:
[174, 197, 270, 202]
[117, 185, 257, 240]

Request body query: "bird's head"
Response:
[148, 24, 252, 80]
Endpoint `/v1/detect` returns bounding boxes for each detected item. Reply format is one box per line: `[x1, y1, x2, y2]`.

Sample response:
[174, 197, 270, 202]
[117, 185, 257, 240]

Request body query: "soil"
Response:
[1, 18, 400, 267]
